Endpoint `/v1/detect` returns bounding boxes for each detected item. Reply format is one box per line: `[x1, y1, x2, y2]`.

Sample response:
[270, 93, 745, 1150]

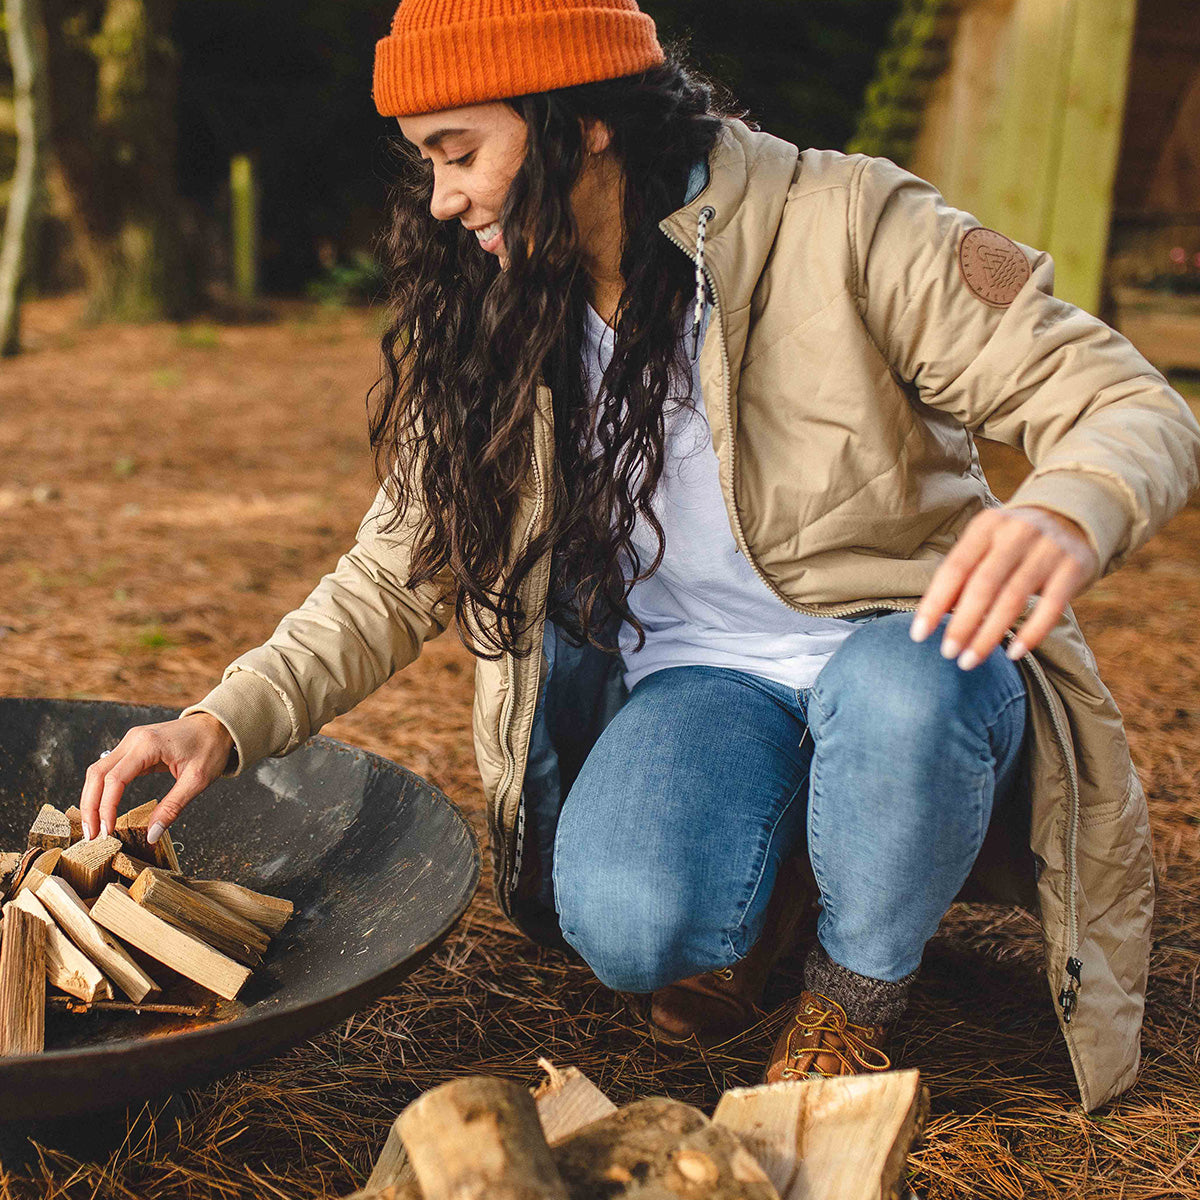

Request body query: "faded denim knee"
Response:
[553, 841, 717, 993]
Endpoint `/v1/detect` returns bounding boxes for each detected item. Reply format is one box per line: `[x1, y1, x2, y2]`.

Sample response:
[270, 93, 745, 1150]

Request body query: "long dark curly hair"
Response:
[369, 49, 740, 660]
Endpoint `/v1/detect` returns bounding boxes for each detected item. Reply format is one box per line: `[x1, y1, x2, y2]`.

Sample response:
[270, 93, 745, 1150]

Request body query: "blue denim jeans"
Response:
[551, 612, 1029, 992]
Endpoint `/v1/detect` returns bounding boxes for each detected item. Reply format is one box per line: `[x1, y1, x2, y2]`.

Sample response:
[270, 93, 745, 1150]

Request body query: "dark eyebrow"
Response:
[422, 128, 471, 149]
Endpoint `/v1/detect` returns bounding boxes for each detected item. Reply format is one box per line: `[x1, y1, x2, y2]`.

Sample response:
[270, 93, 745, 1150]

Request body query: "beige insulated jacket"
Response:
[183, 120, 1200, 1112]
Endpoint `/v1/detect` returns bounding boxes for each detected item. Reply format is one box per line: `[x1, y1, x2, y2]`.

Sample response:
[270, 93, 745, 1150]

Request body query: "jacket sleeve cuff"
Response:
[179, 667, 301, 779]
[1005, 464, 1138, 577]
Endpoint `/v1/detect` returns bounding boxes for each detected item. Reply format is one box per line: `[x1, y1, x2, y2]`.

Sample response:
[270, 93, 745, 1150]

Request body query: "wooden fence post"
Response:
[231, 152, 259, 301]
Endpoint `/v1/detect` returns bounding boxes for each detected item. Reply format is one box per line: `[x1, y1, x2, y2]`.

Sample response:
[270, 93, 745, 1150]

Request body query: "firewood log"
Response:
[551, 1097, 778, 1200]
[6, 847, 42, 900]
[90, 883, 251, 1001]
[0, 853, 21, 896]
[5, 890, 113, 1002]
[712, 1071, 928, 1200]
[13, 848, 63, 899]
[27, 804, 70, 852]
[0, 907, 47, 1054]
[342, 1185, 423, 1200]
[57, 836, 121, 898]
[111, 851, 176, 882]
[63, 806, 85, 844]
[128, 869, 269, 966]
[397, 1076, 570, 1200]
[35, 875, 160, 1004]
[182, 879, 294, 935]
[532, 1059, 619, 1145]
[114, 801, 180, 871]
[366, 1060, 617, 1194]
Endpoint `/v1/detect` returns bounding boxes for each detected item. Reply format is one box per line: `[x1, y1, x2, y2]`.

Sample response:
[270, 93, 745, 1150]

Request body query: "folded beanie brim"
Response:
[374, 8, 664, 117]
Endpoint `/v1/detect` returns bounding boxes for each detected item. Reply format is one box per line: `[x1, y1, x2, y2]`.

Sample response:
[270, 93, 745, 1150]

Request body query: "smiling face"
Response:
[397, 103, 530, 265]
[397, 101, 620, 283]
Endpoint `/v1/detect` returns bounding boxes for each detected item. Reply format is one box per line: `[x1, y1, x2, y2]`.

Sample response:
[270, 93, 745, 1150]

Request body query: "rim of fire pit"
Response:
[0, 697, 483, 1120]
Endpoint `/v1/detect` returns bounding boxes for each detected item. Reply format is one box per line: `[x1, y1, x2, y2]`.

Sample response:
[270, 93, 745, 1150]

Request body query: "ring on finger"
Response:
[99, 749, 113, 759]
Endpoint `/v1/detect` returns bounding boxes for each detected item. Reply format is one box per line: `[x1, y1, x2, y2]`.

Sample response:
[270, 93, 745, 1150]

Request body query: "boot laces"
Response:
[781, 990, 892, 1078]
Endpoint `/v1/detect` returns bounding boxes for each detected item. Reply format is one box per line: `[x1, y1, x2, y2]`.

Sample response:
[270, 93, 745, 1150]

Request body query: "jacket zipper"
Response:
[662, 209, 1085, 1021]
[1017, 651, 1084, 1022]
[496, 216, 1087, 1015]
[494, 418, 550, 901]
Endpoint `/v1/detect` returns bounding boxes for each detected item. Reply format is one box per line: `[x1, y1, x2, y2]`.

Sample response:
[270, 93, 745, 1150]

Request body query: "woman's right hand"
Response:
[79, 713, 235, 844]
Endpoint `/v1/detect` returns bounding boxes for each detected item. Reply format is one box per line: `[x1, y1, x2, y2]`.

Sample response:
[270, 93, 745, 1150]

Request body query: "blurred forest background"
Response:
[0, 0, 901, 324]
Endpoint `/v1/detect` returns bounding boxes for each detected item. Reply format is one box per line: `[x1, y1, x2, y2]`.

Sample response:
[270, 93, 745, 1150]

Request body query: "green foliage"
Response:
[137, 624, 175, 650]
[306, 252, 387, 308]
[644, 1, 902, 152]
[847, 0, 952, 165]
[112, 454, 138, 477]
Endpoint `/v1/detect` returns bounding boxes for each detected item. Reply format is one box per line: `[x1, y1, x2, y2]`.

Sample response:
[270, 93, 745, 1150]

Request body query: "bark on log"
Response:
[0, 906, 46, 1054]
[0, 853, 22, 896]
[712, 1071, 928, 1200]
[14, 848, 62, 899]
[551, 1097, 778, 1200]
[6, 846, 44, 900]
[397, 1076, 570, 1200]
[342, 1185, 423, 1200]
[366, 1060, 617, 1194]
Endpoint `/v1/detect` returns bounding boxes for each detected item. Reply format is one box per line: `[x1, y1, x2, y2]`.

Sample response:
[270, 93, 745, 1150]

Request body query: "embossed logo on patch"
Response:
[959, 227, 1031, 307]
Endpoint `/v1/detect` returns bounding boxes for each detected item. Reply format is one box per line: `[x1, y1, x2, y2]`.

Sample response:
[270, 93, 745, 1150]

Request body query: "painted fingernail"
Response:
[147, 822, 164, 846]
[940, 638, 961, 660]
[909, 616, 931, 643]
[99, 820, 109, 839]
[957, 649, 981, 671]
[1007, 640, 1028, 662]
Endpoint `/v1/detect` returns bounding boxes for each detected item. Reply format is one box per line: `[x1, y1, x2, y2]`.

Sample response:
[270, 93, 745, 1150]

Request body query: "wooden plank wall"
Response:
[909, 0, 1138, 314]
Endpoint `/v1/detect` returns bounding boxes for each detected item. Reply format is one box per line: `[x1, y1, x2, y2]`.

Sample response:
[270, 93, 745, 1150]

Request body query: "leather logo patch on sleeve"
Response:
[958, 227, 1031, 307]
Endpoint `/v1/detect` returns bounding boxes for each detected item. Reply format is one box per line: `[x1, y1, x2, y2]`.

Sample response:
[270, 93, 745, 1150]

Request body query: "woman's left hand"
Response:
[910, 506, 1100, 669]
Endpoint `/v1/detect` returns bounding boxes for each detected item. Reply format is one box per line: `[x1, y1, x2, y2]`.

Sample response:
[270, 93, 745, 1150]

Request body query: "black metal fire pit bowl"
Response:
[0, 698, 480, 1122]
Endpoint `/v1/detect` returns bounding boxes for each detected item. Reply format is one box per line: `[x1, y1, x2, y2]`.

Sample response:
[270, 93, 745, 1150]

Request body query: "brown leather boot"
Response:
[648, 857, 816, 1047]
[764, 989, 893, 1082]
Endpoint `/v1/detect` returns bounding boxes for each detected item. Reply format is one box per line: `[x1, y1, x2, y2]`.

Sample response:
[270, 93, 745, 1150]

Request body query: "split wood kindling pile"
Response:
[345, 1059, 929, 1200]
[0, 802, 295, 1054]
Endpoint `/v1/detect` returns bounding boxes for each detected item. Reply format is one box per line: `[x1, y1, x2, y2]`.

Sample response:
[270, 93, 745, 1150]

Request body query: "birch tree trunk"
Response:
[0, 0, 50, 356]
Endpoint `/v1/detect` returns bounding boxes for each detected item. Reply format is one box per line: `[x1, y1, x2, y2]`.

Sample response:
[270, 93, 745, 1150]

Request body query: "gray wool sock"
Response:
[803, 940, 917, 1027]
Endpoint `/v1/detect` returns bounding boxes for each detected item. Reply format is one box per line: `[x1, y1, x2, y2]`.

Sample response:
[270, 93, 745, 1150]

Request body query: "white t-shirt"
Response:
[583, 302, 857, 693]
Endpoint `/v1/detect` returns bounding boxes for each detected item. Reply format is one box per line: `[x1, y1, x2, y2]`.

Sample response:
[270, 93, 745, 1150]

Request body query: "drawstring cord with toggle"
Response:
[691, 205, 716, 361]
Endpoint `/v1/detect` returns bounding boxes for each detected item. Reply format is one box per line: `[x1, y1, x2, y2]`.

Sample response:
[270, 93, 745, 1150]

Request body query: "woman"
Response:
[79, 0, 1199, 1107]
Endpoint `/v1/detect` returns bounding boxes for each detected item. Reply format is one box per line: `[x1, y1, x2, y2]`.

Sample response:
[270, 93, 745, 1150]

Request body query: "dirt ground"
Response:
[1, 294, 1198, 1198]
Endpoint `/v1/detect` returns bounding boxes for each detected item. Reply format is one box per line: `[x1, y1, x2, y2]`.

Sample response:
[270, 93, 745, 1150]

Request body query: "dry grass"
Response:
[0, 297, 1197, 1198]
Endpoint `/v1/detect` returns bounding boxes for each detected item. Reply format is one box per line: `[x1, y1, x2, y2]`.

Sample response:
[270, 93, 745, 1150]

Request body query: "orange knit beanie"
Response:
[373, 0, 665, 118]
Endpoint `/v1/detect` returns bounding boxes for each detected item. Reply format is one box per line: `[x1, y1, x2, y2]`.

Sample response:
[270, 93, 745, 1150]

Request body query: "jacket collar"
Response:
[660, 119, 801, 323]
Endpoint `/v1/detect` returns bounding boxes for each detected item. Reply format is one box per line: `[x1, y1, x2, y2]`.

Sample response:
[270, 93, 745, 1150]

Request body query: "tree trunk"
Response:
[0, 0, 50, 355]
[44, 0, 192, 321]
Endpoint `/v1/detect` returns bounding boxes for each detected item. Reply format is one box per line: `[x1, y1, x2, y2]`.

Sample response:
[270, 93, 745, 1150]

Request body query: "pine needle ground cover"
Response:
[0, 297, 1197, 1199]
